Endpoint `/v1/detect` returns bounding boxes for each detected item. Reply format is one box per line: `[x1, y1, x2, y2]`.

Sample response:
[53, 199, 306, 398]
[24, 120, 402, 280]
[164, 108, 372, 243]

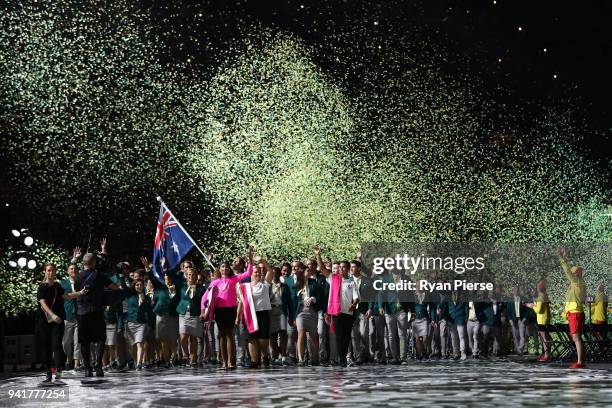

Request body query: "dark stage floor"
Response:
[1, 360, 611, 407]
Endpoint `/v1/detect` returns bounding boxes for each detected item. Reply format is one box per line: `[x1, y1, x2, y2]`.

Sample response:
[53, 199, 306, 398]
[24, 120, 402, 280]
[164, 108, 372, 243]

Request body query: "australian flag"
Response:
[152, 203, 195, 283]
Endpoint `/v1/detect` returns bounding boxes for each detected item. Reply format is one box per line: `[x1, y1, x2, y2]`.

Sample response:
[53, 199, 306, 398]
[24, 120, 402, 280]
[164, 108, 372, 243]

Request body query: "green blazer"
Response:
[504, 297, 528, 321]
[153, 287, 180, 317]
[482, 300, 503, 326]
[60, 278, 77, 321]
[447, 297, 468, 325]
[352, 274, 372, 314]
[126, 293, 154, 325]
[372, 272, 413, 314]
[292, 278, 322, 316]
[176, 285, 206, 316]
[284, 275, 298, 319]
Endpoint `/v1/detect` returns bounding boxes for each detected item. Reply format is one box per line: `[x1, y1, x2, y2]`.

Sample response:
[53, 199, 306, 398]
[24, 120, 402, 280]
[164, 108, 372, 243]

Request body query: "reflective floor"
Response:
[1, 360, 611, 407]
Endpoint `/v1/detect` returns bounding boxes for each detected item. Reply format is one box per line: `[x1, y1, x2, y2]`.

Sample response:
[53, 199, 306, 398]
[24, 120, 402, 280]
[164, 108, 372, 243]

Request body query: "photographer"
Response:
[74, 238, 122, 377]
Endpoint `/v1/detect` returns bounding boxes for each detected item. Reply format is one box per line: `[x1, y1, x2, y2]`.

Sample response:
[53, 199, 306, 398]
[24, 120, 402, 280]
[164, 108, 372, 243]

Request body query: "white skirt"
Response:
[179, 313, 203, 337]
[156, 315, 179, 341]
[412, 318, 430, 338]
[126, 322, 147, 345]
[269, 305, 287, 333]
[105, 323, 118, 346]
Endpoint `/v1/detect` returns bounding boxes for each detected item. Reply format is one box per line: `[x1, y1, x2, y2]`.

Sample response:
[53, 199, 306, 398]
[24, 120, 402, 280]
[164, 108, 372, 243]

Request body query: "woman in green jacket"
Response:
[176, 268, 206, 368]
[125, 279, 154, 370]
[152, 272, 181, 368]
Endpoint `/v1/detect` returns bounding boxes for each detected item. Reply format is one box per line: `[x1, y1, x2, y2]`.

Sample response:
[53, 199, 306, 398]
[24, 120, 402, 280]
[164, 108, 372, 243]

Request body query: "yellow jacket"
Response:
[560, 257, 586, 313]
[532, 293, 551, 325]
[590, 292, 608, 322]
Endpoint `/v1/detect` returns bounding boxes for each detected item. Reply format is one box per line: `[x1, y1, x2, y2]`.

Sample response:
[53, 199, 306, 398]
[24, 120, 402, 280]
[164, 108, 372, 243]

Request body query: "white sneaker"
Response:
[460, 352, 467, 360]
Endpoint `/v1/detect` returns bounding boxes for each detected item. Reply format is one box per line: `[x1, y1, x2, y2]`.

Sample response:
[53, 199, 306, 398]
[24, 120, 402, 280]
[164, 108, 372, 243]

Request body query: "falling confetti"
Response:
[0, 1, 609, 316]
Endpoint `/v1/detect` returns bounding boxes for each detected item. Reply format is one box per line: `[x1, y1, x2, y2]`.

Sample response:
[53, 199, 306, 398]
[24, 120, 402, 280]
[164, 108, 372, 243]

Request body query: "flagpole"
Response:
[156, 196, 216, 271]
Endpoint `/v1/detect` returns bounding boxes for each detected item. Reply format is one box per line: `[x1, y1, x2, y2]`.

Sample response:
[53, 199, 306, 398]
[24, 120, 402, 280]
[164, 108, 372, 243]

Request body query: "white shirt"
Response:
[492, 302, 498, 315]
[271, 282, 282, 306]
[251, 282, 271, 311]
[298, 282, 311, 302]
[353, 275, 362, 297]
[514, 296, 521, 318]
[339, 278, 359, 315]
[468, 301, 476, 320]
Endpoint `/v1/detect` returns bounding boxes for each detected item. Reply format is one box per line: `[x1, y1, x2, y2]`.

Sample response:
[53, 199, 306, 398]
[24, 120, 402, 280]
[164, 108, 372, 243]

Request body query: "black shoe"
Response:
[339, 361, 347, 368]
[389, 359, 401, 365]
[85, 368, 94, 378]
[42, 372, 53, 383]
[297, 361, 305, 367]
[95, 367, 104, 377]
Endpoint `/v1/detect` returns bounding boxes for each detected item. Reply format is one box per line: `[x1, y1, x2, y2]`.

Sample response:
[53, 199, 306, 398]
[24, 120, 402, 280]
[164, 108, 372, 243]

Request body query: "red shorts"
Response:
[567, 312, 584, 335]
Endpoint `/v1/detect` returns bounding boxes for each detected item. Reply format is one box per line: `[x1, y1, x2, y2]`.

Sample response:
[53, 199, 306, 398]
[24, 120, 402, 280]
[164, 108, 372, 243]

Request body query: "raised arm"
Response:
[234, 245, 255, 281]
[261, 259, 274, 283]
[71, 246, 82, 265]
[558, 247, 578, 283]
[314, 245, 330, 276]
[141, 256, 153, 273]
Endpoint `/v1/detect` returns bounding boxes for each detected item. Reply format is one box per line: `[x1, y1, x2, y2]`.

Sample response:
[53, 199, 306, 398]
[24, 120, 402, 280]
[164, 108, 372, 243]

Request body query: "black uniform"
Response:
[36, 282, 66, 371]
[74, 266, 113, 370]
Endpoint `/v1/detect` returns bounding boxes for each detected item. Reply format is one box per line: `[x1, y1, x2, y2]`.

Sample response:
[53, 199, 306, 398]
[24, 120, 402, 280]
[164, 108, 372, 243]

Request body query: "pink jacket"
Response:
[201, 263, 253, 309]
